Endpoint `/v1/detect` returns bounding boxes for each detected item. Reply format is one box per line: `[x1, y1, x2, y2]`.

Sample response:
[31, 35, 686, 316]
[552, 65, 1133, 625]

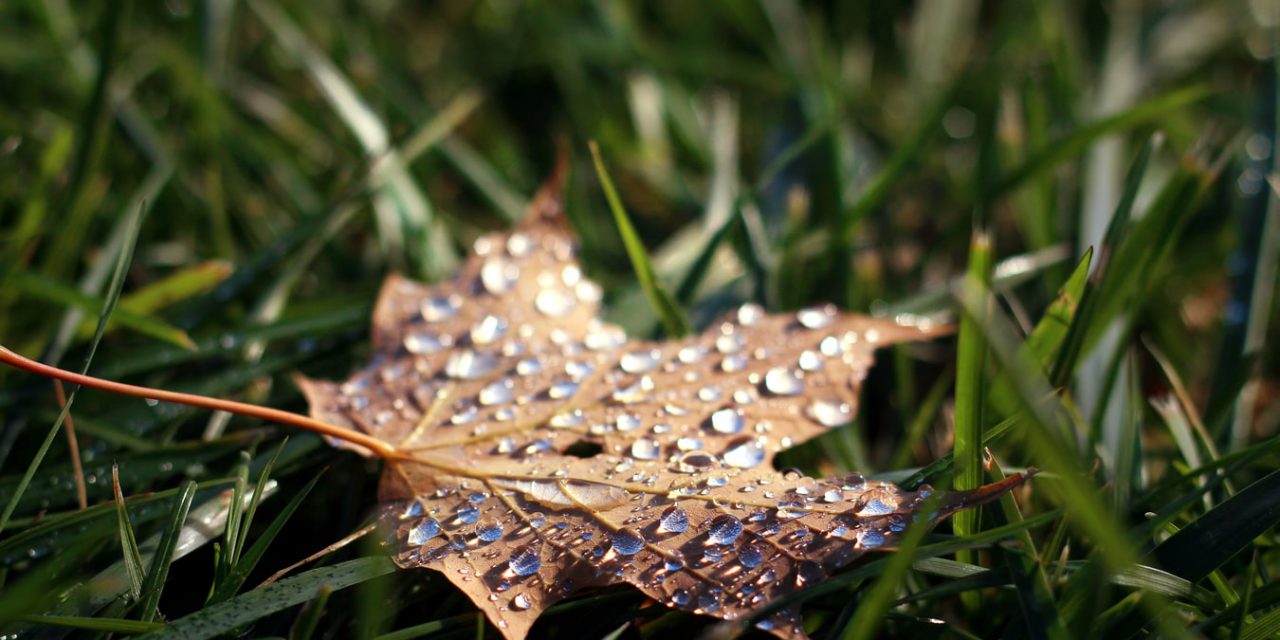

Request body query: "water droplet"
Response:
[564, 360, 595, 380]
[707, 475, 728, 487]
[677, 345, 707, 364]
[720, 354, 748, 373]
[612, 376, 654, 404]
[696, 593, 722, 613]
[795, 560, 824, 586]
[620, 349, 661, 374]
[723, 437, 766, 468]
[710, 408, 745, 434]
[672, 589, 690, 605]
[456, 505, 480, 524]
[479, 379, 515, 406]
[797, 350, 823, 372]
[478, 522, 504, 543]
[548, 379, 579, 399]
[660, 506, 689, 533]
[737, 303, 765, 326]
[676, 436, 703, 451]
[842, 472, 866, 489]
[549, 409, 585, 428]
[400, 502, 425, 519]
[797, 306, 834, 329]
[716, 333, 745, 354]
[615, 412, 642, 431]
[420, 295, 460, 322]
[404, 331, 444, 354]
[508, 546, 542, 576]
[740, 543, 764, 568]
[859, 529, 886, 549]
[822, 489, 842, 503]
[697, 386, 723, 402]
[677, 451, 717, 472]
[631, 438, 661, 460]
[535, 289, 575, 317]
[664, 552, 685, 571]
[470, 314, 508, 345]
[507, 232, 532, 256]
[446, 350, 497, 379]
[763, 367, 804, 396]
[503, 594, 531, 615]
[610, 528, 645, 556]
[807, 398, 851, 427]
[451, 401, 478, 425]
[481, 257, 519, 293]
[407, 518, 440, 545]
[707, 515, 744, 545]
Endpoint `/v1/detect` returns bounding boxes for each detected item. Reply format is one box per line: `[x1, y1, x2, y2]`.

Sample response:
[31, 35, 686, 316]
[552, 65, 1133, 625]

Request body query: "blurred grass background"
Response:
[0, 1, 1278, 638]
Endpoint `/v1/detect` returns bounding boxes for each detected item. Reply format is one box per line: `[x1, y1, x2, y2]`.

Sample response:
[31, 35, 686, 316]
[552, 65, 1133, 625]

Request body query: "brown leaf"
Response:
[296, 177, 1027, 639]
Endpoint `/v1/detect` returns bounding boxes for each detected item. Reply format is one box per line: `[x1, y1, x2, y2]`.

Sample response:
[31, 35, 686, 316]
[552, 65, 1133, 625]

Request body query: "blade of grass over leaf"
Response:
[137, 480, 197, 622]
[589, 141, 691, 337]
[841, 494, 942, 640]
[140, 557, 397, 640]
[953, 228, 993, 593]
[0, 203, 146, 535]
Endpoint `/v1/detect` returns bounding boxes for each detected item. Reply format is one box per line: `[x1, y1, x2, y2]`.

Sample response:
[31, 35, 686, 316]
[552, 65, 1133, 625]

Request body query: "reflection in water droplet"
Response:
[407, 518, 440, 545]
[620, 349, 661, 374]
[859, 530, 885, 549]
[610, 528, 645, 556]
[421, 295, 460, 322]
[631, 438, 662, 460]
[808, 398, 852, 427]
[822, 489, 842, 503]
[723, 437, 766, 468]
[659, 506, 689, 533]
[479, 379, 515, 406]
[763, 367, 804, 396]
[707, 514, 744, 545]
[511, 593, 533, 610]
[797, 306, 834, 329]
[535, 289, 575, 317]
[478, 522, 504, 543]
[446, 350, 497, 379]
[707, 475, 728, 488]
[451, 401, 478, 425]
[709, 408, 745, 434]
[508, 545, 542, 576]
[677, 451, 717, 472]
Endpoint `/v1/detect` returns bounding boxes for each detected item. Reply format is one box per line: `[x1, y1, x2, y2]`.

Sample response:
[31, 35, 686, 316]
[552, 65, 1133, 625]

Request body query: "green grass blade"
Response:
[841, 494, 942, 640]
[18, 615, 164, 634]
[1150, 469, 1280, 583]
[0, 202, 146, 535]
[289, 584, 332, 640]
[589, 141, 691, 337]
[952, 229, 993, 565]
[137, 480, 197, 622]
[10, 271, 196, 349]
[112, 465, 146, 600]
[141, 557, 397, 640]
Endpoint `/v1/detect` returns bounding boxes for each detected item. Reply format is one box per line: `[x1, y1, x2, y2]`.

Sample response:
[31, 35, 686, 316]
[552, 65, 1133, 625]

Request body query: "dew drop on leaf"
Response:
[610, 528, 645, 556]
[796, 306, 834, 329]
[511, 593, 532, 610]
[763, 367, 804, 396]
[709, 408, 745, 434]
[479, 379, 516, 406]
[659, 506, 689, 533]
[631, 438, 662, 460]
[739, 543, 764, 568]
[620, 349, 661, 374]
[478, 522, 505, 543]
[707, 515, 744, 545]
[508, 546, 542, 577]
[420, 295, 460, 322]
[808, 398, 852, 427]
[446, 350, 497, 380]
[407, 518, 441, 545]
[722, 437, 766, 468]
[404, 331, 444, 354]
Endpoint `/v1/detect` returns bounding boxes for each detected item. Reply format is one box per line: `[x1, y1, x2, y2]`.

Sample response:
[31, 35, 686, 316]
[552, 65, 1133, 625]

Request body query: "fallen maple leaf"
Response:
[0, 172, 1029, 640]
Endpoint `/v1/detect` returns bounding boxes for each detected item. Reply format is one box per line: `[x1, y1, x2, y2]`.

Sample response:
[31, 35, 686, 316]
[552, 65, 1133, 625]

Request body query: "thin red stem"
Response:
[0, 346, 397, 460]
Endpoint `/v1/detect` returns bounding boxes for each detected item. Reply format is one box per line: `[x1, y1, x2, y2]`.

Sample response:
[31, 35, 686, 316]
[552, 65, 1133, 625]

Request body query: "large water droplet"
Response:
[710, 408, 745, 434]
[479, 379, 515, 406]
[763, 367, 804, 396]
[456, 505, 480, 524]
[470, 314, 508, 345]
[707, 514, 744, 545]
[511, 593, 533, 610]
[797, 350, 823, 372]
[739, 543, 764, 568]
[620, 349, 661, 374]
[797, 306, 834, 329]
[420, 295, 460, 322]
[610, 528, 645, 556]
[535, 289, 575, 317]
[631, 438, 661, 460]
[446, 350, 497, 380]
[807, 398, 852, 427]
[404, 331, 444, 354]
[478, 522, 504, 543]
[407, 518, 440, 545]
[722, 437, 766, 468]
[508, 546, 542, 576]
[659, 506, 689, 533]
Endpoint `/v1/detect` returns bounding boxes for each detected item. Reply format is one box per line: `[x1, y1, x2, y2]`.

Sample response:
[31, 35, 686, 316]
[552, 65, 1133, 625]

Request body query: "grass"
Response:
[0, 1, 1277, 638]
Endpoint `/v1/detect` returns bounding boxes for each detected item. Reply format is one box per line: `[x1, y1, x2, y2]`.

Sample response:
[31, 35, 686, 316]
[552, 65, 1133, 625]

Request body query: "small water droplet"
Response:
[677, 345, 707, 364]
[420, 295, 460, 322]
[477, 522, 504, 543]
[612, 376, 654, 404]
[697, 386, 723, 402]
[511, 593, 533, 610]
[479, 379, 515, 406]
[808, 398, 852, 427]
[446, 350, 497, 380]
[797, 306, 834, 329]
[672, 588, 690, 605]
[822, 489, 842, 503]
[631, 438, 661, 460]
[516, 358, 543, 376]
[481, 257, 518, 294]
[820, 335, 844, 356]
[456, 505, 480, 524]
[548, 379, 579, 399]
[737, 303, 765, 326]
[707, 475, 728, 488]
[763, 367, 804, 396]
[720, 354, 748, 373]
[470, 314, 508, 345]
[722, 437, 766, 468]
[535, 289, 575, 317]
[451, 401, 478, 425]
[795, 560, 824, 586]
[676, 436, 703, 451]
[615, 412, 642, 431]
[710, 408, 745, 434]
[404, 331, 444, 354]
[620, 349, 661, 374]
[797, 350, 823, 372]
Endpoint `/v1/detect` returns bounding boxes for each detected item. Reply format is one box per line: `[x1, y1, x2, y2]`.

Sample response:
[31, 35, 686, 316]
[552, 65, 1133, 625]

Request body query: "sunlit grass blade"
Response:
[589, 141, 691, 337]
[112, 464, 146, 600]
[841, 494, 942, 640]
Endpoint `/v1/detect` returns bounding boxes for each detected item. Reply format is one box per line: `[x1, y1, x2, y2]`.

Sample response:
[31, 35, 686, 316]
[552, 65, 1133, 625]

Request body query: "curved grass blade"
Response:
[1150, 469, 1280, 583]
[589, 141, 691, 337]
